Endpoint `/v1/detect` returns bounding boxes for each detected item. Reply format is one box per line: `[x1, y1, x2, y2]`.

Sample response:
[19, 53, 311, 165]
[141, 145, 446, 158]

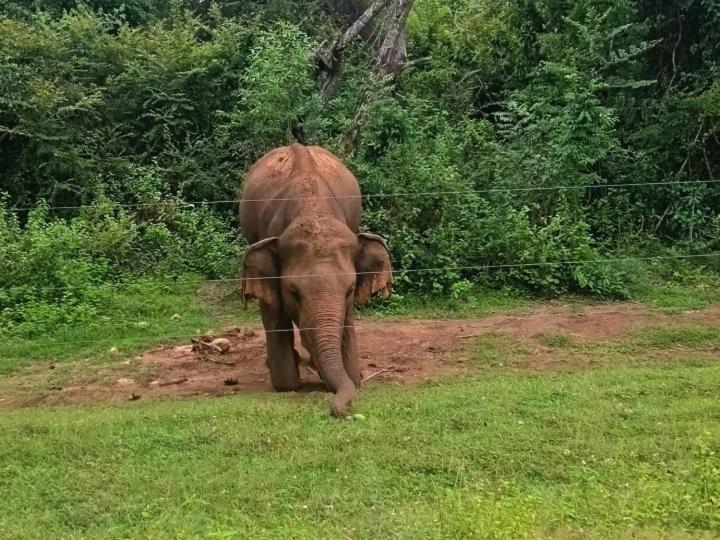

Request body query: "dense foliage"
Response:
[1, 0, 719, 335]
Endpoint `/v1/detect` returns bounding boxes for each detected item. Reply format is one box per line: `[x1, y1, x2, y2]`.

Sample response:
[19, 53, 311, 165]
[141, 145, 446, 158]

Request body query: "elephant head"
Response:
[241, 216, 393, 416]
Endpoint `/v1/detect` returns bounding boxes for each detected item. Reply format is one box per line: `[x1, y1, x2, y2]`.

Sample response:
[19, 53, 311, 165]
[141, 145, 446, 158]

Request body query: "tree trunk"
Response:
[315, 0, 415, 101]
[375, 0, 415, 76]
[343, 0, 416, 151]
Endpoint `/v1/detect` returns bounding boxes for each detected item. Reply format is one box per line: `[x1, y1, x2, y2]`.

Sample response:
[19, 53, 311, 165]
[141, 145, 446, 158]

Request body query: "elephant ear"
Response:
[355, 233, 393, 305]
[242, 237, 280, 308]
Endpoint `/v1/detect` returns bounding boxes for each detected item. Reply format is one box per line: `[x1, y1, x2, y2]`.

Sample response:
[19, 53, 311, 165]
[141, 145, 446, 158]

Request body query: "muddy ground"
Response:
[3, 304, 719, 408]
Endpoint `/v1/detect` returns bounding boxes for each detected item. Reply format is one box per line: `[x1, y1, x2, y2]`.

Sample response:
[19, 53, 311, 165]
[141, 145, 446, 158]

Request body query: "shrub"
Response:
[0, 200, 239, 336]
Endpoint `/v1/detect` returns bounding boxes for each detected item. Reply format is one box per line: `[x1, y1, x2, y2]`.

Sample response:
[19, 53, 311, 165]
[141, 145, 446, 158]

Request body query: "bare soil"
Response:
[3, 303, 719, 408]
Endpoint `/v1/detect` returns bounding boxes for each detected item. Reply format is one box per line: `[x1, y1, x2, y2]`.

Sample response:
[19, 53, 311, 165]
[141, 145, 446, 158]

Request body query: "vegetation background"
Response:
[1, 0, 719, 338]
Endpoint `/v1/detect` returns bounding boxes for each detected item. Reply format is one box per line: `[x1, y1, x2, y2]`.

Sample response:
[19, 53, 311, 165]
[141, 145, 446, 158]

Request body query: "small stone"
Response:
[117, 378, 134, 386]
[149, 380, 160, 386]
[109, 347, 119, 354]
[243, 329, 257, 339]
[211, 338, 231, 354]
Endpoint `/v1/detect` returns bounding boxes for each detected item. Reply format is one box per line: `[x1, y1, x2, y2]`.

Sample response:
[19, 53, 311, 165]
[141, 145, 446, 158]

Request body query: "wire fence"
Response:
[2, 252, 718, 349]
[2, 179, 719, 349]
[4, 252, 720, 295]
[7, 178, 720, 212]
[2, 252, 717, 349]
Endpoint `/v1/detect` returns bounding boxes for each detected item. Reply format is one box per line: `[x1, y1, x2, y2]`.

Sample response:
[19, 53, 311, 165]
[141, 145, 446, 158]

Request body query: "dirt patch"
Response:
[2, 303, 719, 408]
[3, 322, 483, 407]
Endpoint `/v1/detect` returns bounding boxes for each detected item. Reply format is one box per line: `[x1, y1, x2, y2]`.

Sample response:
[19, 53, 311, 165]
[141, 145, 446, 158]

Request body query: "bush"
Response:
[0, 200, 239, 336]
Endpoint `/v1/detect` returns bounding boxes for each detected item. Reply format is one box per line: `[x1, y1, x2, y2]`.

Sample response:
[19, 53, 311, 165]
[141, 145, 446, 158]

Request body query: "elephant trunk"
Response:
[305, 303, 355, 418]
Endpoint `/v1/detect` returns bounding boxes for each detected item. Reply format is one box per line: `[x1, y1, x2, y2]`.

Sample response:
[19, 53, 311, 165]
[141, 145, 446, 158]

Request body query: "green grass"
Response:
[633, 326, 720, 349]
[535, 332, 576, 348]
[2, 320, 720, 538]
[587, 326, 720, 362]
[1, 361, 719, 539]
[633, 270, 720, 311]
[362, 286, 532, 319]
[2, 277, 720, 538]
[465, 333, 531, 368]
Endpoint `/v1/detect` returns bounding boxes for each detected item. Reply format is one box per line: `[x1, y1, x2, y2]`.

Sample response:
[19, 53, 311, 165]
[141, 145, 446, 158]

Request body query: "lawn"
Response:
[1, 318, 719, 539]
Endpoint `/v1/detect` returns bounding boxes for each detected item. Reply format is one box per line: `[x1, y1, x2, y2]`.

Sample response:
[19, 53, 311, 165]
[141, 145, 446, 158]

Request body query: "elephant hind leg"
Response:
[260, 301, 300, 392]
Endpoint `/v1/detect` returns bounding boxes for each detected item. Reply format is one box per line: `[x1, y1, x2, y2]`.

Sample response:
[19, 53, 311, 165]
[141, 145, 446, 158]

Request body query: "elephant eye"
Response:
[346, 286, 355, 298]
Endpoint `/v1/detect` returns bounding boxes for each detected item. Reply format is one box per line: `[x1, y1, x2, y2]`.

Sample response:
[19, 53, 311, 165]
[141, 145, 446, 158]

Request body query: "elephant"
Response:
[239, 143, 393, 417]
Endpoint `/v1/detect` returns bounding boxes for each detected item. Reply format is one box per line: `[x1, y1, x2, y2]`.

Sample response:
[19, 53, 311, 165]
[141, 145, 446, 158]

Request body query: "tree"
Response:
[316, 0, 389, 101]
[309, 0, 417, 149]
[375, 0, 415, 76]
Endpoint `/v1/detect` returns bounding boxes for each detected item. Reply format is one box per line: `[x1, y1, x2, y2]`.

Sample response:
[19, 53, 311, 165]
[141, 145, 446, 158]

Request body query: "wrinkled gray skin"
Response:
[239, 144, 393, 417]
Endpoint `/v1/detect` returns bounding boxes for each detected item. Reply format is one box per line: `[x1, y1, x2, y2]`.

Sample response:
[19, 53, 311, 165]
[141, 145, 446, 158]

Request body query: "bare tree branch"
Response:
[316, 0, 389, 101]
[344, 0, 418, 151]
[703, 146, 716, 182]
[665, 15, 683, 95]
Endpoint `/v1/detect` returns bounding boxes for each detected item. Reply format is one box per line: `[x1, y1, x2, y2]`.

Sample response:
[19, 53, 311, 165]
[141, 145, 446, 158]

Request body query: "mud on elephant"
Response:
[239, 143, 393, 417]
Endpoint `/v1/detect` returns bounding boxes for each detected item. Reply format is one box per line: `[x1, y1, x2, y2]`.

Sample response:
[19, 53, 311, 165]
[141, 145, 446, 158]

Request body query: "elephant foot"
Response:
[329, 384, 356, 418]
[330, 399, 349, 418]
[268, 355, 301, 392]
[272, 380, 301, 393]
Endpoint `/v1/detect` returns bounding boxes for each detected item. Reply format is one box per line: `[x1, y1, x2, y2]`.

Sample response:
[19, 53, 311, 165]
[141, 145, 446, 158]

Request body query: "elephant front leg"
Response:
[259, 301, 300, 392]
[342, 312, 362, 388]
